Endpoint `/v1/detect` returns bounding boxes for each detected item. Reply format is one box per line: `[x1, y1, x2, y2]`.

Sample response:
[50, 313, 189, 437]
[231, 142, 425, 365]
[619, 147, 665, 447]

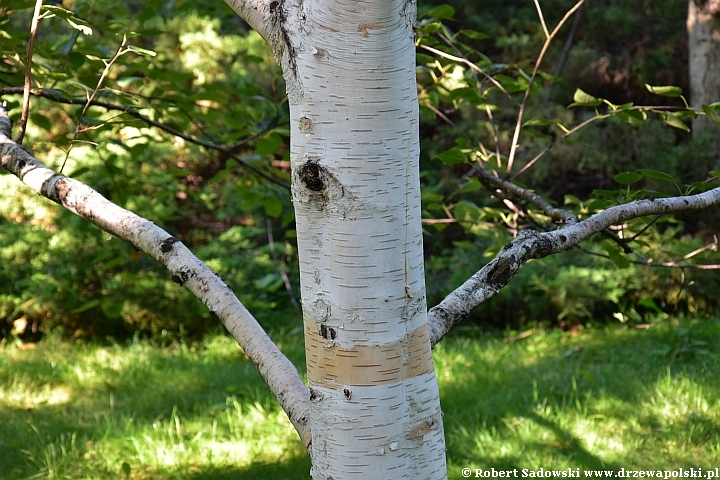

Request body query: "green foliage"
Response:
[1, 0, 718, 340]
[0, 1, 297, 338]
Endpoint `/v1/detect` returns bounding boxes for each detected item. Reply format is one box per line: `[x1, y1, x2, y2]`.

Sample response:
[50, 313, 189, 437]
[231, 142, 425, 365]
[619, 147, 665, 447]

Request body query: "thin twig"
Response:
[626, 215, 661, 242]
[543, 4, 582, 104]
[61, 35, 129, 173]
[578, 244, 720, 270]
[506, 0, 585, 174]
[16, 0, 43, 145]
[484, 104, 502, 168]
[266, 219, 301, 316]
[476, 162, 578, 224]
[0, 87, 289, 188]
[419, 44, 516, 104]
[533, 0, 550, 39]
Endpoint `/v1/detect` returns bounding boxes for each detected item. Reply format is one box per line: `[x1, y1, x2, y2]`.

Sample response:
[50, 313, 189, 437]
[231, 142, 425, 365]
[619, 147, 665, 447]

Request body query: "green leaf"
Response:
[127, 45, 157, 57]
[71, 299, 101, 314]
[523, 130, 552, 139]
[645, 84, 683, 97]
[459, 29, 489, 40]
[42, 6, 92, 35]
[614, 109, 646, 126]
[102, 300, 124, 319]
[121, 462, 131, 478]
[256, 133, 284, 155]
[659, 112, 690, 132]
[607, 249, 630, 269]
[495, 74, 527, 93]
[523, 118, 555, 127]
[80, 116, 104, 126]
[117, 76, 144, 88]
[41, 88, 72, 101]
[433, 148, 468, 165]
[423, 5, 455, 20]
[637, 297, 662, 313]
[67, 18, 92, 35]
[30, 112, 52, 131]
[702, 104, 720, 125]
[613, 172, 643, 184]
[263, 196, 283, 218]
[457, 178, 481, 194]
[637, 169, 677, 184]
[569, 88, 602, 107]
[710, 170, 720, 177]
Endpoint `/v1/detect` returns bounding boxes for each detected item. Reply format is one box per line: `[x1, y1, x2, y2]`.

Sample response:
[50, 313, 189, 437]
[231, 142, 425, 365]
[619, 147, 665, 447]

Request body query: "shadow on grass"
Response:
[440, 318, 720, 473]
[182, 456, 311, 480]
[0, 333, 309, 479]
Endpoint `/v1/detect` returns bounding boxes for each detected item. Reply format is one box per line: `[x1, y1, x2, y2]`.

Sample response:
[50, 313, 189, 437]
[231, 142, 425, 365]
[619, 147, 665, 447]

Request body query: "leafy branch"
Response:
[0, 86, 289, 188]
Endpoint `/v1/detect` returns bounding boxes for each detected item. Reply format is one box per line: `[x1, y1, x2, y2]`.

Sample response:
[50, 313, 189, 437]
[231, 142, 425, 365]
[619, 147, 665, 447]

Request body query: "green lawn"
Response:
[1, 319, 719, 479]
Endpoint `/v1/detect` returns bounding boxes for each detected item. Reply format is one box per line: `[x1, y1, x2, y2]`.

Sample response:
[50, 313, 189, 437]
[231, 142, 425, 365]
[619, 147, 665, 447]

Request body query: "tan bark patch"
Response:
[305, 318, 434, 387]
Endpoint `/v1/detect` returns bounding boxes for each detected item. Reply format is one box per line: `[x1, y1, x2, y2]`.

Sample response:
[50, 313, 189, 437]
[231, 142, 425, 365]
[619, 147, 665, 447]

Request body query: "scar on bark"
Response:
[171, 267, 193, 286]
[160, 236, 180, 253]
[300, 160, 325, 191]
[319, 324, 337, 340]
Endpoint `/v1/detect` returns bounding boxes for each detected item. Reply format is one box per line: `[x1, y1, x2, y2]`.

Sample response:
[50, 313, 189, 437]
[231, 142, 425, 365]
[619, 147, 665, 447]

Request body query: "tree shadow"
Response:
[0, 335, 309, 479]
[439, 319, 720, 472]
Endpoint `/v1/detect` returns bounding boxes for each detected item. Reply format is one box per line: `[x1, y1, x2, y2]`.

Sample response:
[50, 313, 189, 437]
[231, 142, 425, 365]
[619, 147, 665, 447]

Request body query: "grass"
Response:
[1, 318, 719, 479]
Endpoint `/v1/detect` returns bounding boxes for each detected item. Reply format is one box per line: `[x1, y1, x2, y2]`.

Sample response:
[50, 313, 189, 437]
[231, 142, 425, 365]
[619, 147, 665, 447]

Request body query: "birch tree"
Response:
[2, 1, 720, 479]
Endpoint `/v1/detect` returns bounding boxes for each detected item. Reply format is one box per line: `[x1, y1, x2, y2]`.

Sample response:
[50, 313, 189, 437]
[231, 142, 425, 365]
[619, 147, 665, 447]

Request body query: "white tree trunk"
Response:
[688, 0, 720, 156]
[281, 0, 446, 478]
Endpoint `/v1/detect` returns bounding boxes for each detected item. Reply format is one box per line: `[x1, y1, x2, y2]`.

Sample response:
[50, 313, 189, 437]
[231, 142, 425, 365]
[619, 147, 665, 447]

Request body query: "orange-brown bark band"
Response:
[304, 318, 434, 388]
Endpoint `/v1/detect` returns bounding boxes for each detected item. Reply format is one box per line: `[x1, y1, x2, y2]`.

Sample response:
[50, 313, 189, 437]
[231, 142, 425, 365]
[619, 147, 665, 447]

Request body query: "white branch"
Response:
[0, 107, 311, 449]
[427, 187, 720, 346]
[223, 0, 275, 41]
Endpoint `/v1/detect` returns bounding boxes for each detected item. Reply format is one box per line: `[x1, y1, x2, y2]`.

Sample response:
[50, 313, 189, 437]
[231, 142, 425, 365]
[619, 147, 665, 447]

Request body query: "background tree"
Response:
[688, 0, 720, 159]
[1, 0, 720, 478]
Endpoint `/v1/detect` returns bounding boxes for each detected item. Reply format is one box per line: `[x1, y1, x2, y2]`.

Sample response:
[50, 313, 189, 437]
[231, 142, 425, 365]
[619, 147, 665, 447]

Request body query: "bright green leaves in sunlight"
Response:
[41, 5, 92, 35]
[569, 88, 603, 108]
[0, 1, 296, 337]
[645, 84, 683, 98]
[702, 103, 720, 125]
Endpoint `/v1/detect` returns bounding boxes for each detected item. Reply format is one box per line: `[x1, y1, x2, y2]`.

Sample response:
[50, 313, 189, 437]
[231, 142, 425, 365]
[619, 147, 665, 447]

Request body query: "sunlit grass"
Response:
[1, 319, 719, 479]
[437, 320, 720, 478]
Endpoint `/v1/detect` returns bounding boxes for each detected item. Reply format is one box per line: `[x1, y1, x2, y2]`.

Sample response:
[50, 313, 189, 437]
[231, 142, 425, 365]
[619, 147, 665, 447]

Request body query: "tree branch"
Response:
[222, 0, 286, 66]
[475, 163, 578, 225]
[0, 104, 311, 450]
[16, 0, 43, 145]
[427, 186, 720, 346]
[506, 0, 585, 173]
[0, 87, 290, 189]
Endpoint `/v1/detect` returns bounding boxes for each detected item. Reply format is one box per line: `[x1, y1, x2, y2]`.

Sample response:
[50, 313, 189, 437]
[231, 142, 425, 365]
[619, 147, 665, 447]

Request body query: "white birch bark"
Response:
[288, 1, 446, 478]
[224, 0, 447, 477]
